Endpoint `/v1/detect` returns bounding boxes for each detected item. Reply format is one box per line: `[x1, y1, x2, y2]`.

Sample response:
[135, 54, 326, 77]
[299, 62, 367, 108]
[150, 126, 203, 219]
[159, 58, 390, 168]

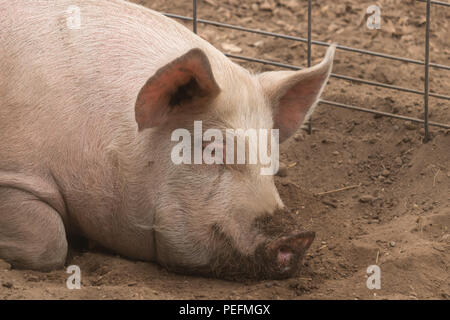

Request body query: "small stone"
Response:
[294, 133, 305, 141]
[0, 259, 11, 270]
[394, 157, 403, 167]
[281, 0, 300, 10]
[204, 0, 217, 6]
[374, 113, 383, 119]
[26, 275, 40, 282]
[359, 195, 376, 203]
[287, 279, 300, 289]
[276, 162, 288, 177]
[260, 0, 274, 11]
[332, 151, 340, 156]
[404, 121, 417, 130]
[221, 43, 243, 54]
[2, 282, 13, 289]
[381, 169, 390, 177]
[389, 241, 396, 247]
[252, 40, 265, 48]
[322, 200, 337, 208]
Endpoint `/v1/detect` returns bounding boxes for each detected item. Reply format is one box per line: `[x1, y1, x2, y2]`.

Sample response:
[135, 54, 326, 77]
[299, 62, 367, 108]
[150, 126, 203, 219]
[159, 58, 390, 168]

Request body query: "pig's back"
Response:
[0, 0, 223, 169]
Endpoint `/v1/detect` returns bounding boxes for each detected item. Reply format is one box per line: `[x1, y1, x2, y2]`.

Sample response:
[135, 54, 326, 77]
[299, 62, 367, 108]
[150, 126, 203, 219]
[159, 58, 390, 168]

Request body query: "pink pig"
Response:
[0, 0, 335, 279]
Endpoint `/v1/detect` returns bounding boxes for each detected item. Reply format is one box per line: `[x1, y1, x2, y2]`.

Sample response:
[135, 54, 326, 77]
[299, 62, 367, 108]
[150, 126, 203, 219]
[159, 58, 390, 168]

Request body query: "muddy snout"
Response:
[263, 230, 315, 278]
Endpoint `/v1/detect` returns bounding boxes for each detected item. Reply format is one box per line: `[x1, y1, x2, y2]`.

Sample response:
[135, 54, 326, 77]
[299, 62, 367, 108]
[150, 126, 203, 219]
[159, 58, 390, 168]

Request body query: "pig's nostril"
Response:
[277, 247, 294, 270]
[264, 230, 315, 277]
[277, 248, 294, 266]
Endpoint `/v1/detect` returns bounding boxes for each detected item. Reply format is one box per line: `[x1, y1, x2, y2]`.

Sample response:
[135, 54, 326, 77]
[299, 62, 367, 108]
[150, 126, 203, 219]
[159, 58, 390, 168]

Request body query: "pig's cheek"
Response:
[190, 163, 222, 177]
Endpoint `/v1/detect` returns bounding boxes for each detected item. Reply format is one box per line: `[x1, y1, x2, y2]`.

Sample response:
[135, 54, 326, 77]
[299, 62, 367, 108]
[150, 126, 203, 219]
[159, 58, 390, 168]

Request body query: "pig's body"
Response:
[1, 0, 185, 263]
[0, 0, 335, 278]
[0, 0, 231, 262]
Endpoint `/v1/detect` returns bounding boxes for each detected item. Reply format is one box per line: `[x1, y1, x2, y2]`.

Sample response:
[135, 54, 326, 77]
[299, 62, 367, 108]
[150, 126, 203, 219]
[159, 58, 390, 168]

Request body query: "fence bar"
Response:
[307, 0, 313, 134]
[307, 1, 312, 68]
[192, 0, 197, 34]
[225, 53, 450, 101]
[319, 100, 450, 129]
[418, 0, 450, 7]
[163, 13, 450, 72]
[331, 73, 450, 101]
[423, 0, 431, 142]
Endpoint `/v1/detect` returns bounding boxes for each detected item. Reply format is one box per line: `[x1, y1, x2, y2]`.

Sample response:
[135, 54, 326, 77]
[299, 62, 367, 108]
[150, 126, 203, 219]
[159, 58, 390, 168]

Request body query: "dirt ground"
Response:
[1, 0, 449, 300]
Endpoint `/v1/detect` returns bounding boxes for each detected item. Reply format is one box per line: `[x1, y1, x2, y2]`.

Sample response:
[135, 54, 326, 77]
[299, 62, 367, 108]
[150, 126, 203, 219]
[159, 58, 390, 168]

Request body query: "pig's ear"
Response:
[135, 48, 221, 131]
[259, 44, 336, 142]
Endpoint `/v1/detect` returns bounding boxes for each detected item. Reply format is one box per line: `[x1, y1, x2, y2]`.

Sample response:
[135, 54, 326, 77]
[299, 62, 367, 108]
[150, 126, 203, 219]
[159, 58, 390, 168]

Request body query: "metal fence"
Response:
[163, 0, 450, 142]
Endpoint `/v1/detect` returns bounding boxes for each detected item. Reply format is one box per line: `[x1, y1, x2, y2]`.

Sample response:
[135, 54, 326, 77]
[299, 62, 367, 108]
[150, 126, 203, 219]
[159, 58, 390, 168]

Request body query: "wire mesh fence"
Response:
[162, 0, 450, 142]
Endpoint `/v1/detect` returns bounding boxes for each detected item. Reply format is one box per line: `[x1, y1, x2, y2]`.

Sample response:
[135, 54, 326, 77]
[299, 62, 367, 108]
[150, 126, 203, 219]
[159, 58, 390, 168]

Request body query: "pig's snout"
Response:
[264, 230, 315, 277]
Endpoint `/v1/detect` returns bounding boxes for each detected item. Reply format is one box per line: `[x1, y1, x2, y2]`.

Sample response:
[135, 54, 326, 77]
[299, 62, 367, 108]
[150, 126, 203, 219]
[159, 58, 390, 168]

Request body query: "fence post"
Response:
[423, 0, 431, 142]
[307, 0, 313, 134]
[193, 0, 198, 34]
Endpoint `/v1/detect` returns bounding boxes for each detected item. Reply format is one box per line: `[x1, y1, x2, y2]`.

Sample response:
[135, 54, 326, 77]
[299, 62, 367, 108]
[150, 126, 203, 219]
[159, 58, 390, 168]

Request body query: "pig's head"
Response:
[134, 45, 335, 280]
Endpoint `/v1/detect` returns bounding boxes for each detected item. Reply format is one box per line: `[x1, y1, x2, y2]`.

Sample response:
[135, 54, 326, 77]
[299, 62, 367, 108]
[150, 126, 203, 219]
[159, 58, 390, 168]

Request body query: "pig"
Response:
[0, 0, 335, 279]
